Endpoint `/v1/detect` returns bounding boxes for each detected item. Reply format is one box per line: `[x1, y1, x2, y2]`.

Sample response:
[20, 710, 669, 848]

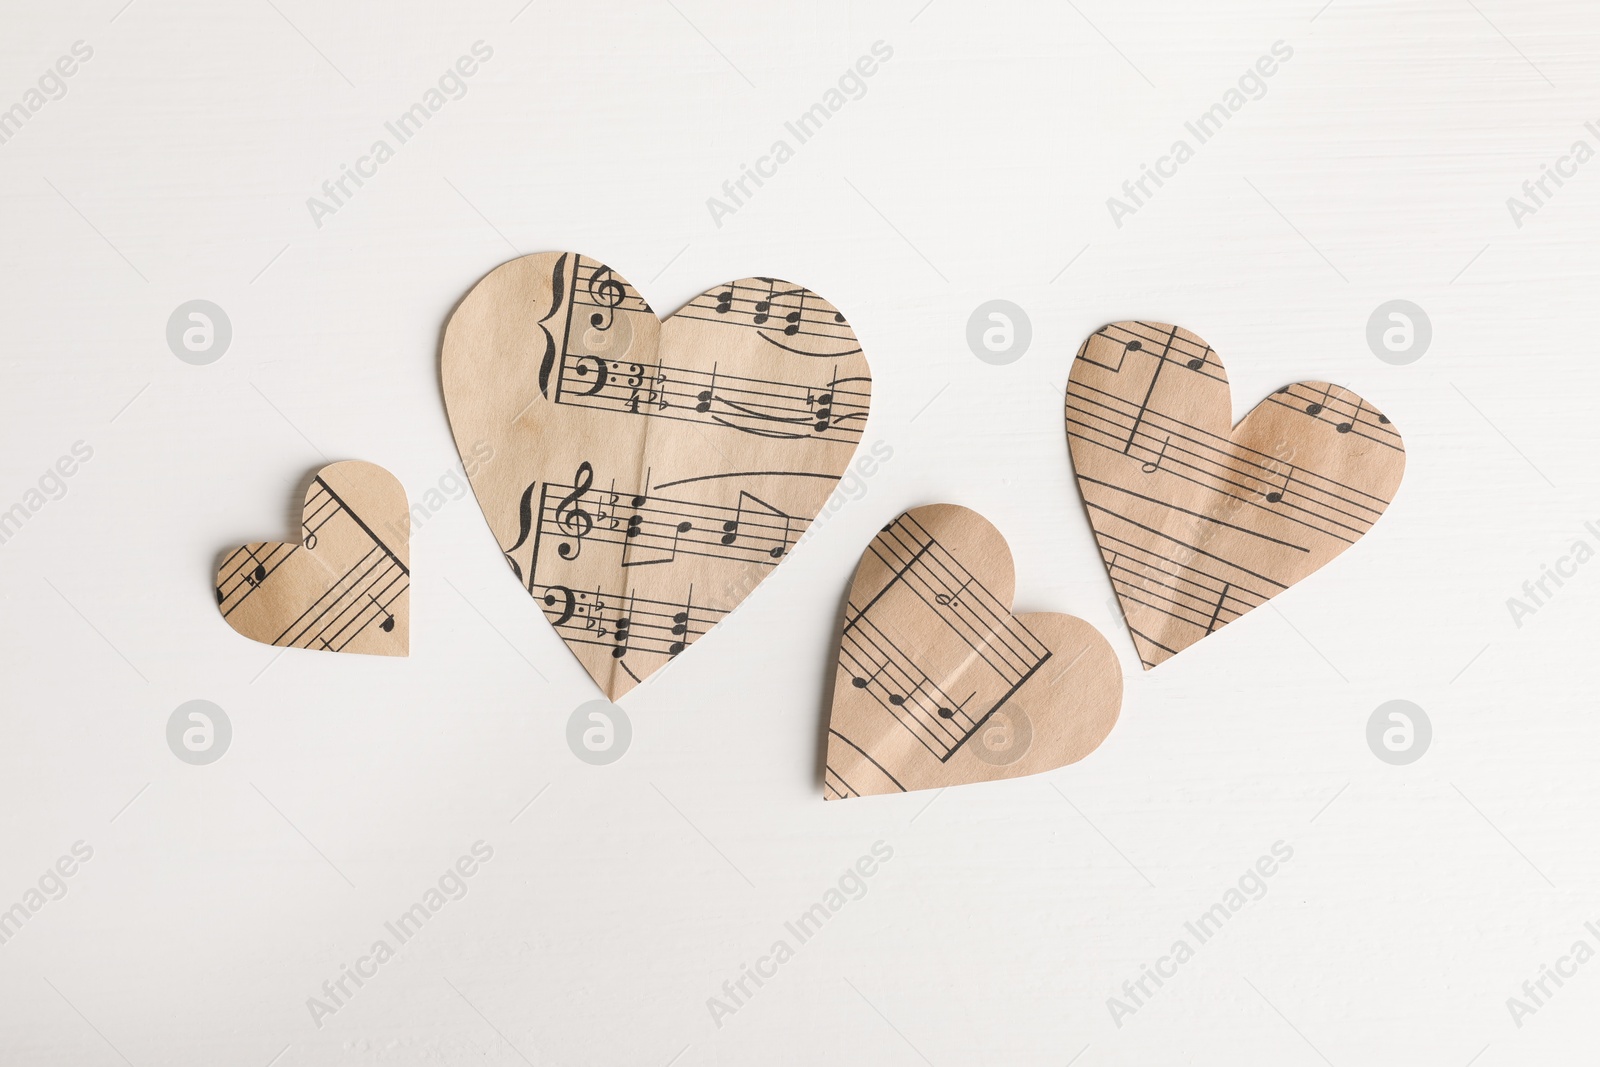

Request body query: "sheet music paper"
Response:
[442, 252, 872, 699]
[824, 505, 1122, 799]
[1066, 321, 1406, 670]
[216, 460, 409, 656]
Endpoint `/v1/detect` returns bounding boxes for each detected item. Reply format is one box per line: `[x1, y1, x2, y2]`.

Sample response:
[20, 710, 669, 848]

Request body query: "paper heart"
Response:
[1066, 321, 1406, 669]
[442, 252, 872, 699]
[823, 505, 1122, 799]
[216, 461, 409, 656]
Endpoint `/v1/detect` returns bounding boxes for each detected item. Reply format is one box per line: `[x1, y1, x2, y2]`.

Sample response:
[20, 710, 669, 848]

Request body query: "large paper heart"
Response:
[442, 252, 871, 699]
[1065, 321, 1406, 669]
[216, 460, 409, 656]
[823, 505, 1122, 799]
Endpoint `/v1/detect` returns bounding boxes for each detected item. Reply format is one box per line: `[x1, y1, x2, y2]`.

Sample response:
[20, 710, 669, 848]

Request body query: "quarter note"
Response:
[782, 288, 806, 336]
[752, 279, 776, 325]
[611, 592, 634, 659]
[1305, 382, 1334, 417]
[810, 368, 837, 433]
[850, 661, 898, 704]
[696, 364, 718, 413]
[1336, 397, 1363, 434]
[243, 548, 268, 588]
[1264, 464, 1296, 504]
[669, 588, 694, 656]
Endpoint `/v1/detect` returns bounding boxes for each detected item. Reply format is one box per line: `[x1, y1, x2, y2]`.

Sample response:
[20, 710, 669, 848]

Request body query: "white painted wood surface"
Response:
[1, 1, 1596, 1063]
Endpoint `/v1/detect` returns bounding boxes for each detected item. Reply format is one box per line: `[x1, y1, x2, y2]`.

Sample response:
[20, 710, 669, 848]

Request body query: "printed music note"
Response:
[1264, 464, 1295, 504]
[850, 659, 899, 705]
[1305, 382, 1334, 417]
[782, 288, 806, 337]
[244, 549, 268, 588]
[752, 280, 777, 325]
[823, 504, 1123, 799]
[718, 491, 793, 560]
[936, 692, 974, 720]
[1336, 398, 1364, 434]
[1141, 435, 1170, 474]
[810, 368, 837, 434]
[215, 461, 409, 657]
[369, 593, 396, 632]
[696, 364, 717, 414]
[1065, 321, 1405, 670]
[669, 587, 695, 656]
[441, 252, 872, 698]
[611, 593, 634, 659]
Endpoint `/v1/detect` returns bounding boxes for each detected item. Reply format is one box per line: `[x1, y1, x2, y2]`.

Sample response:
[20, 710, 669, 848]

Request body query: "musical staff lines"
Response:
[215, 463, 410, 657]
[838, 512, 1050, 765]
[526, 462, 797, 579]
[1066, 321, 1405, 669]
[267, 542, 406, 651]
[571, 258, 859, 351]
[1068, 376, 1390, 545]
[550, 353, 868, 443]
[442, 249, 872, 697]
[822, 504, 1124, 799]
[546, 256, 867, 441]
[535, 582, 723, 665]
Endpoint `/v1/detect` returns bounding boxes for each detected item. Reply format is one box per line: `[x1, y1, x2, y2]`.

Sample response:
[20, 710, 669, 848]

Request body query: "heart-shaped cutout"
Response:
[1066, 321, 1406, 669]
[442, 252, 872, 699]
[216, 460, 409, 656]
[823, 505, 1122, 799]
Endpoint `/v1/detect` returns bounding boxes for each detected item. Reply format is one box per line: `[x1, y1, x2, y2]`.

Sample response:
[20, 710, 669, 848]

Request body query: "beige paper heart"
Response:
[823, 505, 1122, 799]
[442, 252, 872, 699]
[1066, 321, 1406, 669]
[216, 461, 409, 656]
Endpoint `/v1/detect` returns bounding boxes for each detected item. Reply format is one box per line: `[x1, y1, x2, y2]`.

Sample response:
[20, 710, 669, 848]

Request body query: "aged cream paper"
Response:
[442, 252, 871, 699]
[1066, 321, 1406, 669]
[216, 460, 409, 656]
[823, 504, 1122, 799]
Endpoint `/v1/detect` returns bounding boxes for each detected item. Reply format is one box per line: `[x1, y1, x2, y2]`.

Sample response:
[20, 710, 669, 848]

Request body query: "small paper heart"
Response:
[442, 252, 872, 699]
[216, 461, 409, 656]
[823, 505, 1123, 799]
[1066, 321, 1405, 668]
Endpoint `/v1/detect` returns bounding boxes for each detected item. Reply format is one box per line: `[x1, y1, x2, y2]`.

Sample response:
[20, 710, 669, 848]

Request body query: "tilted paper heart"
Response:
[1066, 321, 1406, 669]
[442, 252, 872, 699]
[823, 505, 1122, 799]
[216, 460, 409, 656]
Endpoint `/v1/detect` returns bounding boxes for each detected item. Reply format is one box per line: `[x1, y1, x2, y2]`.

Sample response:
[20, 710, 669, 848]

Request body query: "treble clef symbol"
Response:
[555, 462, 595, 560]
[587, 266, 627, 331]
